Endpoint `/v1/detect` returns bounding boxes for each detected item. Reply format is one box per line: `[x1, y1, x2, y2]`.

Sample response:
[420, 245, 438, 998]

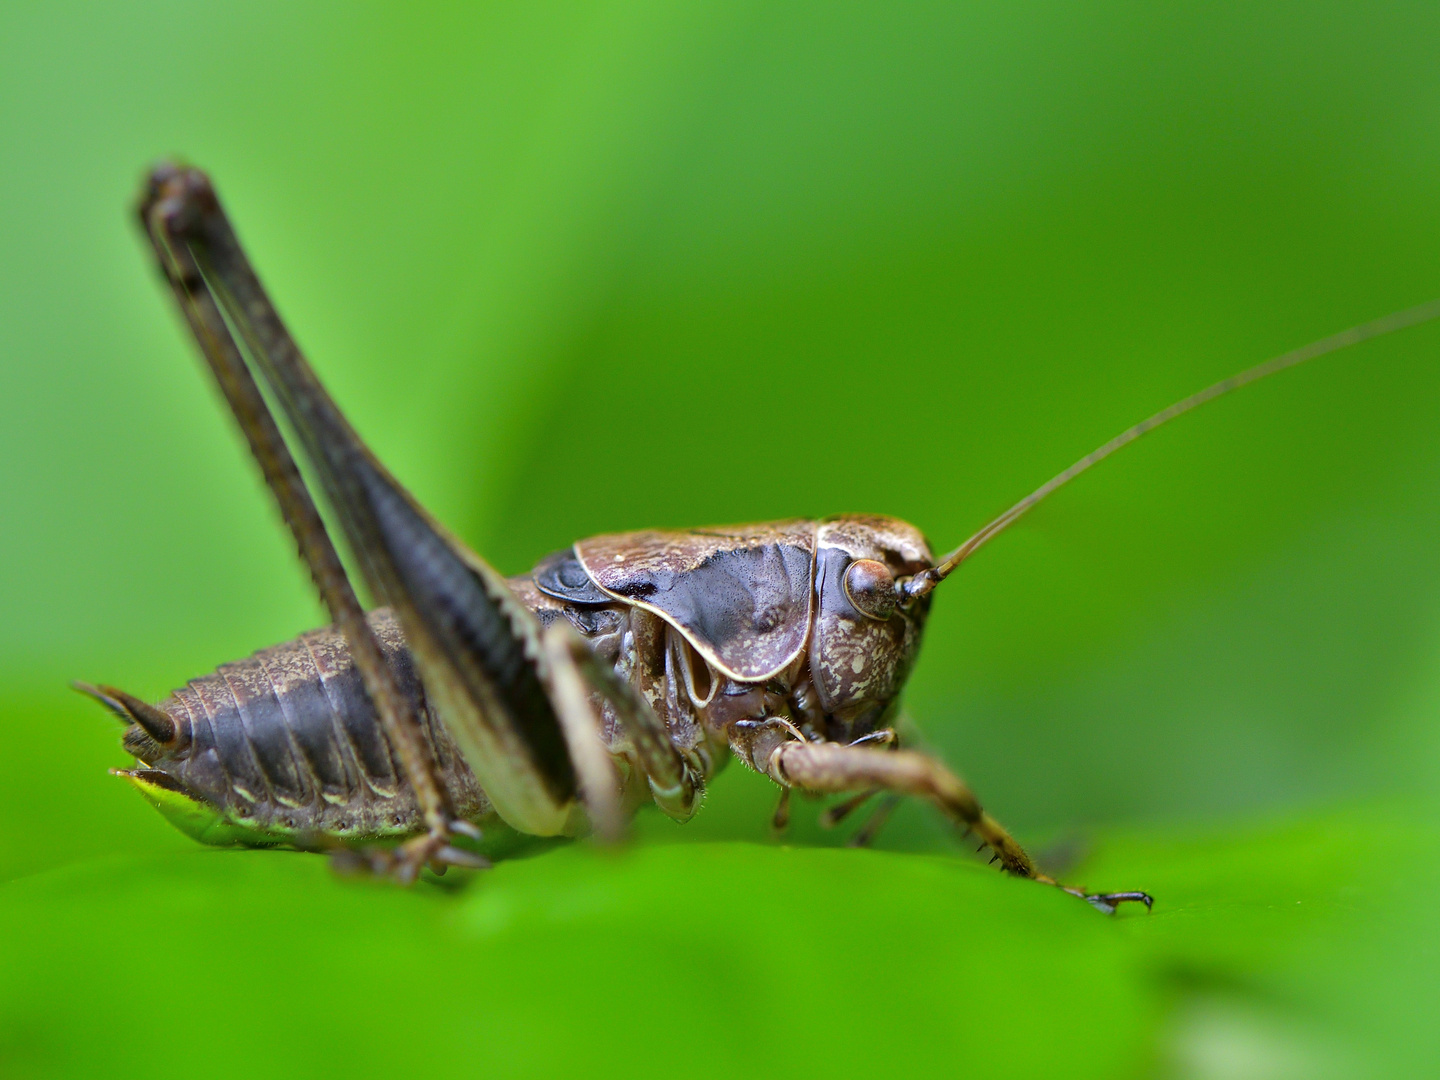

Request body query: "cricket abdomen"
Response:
[119, 609, 488, 845]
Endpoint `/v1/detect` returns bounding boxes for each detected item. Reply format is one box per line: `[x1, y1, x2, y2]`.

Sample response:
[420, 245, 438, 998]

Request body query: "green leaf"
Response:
[6, 3, 1440, 1077]
[2, 732, 1435, 1080]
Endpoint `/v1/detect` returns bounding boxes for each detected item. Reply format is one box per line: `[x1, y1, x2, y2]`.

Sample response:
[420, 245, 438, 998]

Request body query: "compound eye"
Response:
[843, 559, 898, 621]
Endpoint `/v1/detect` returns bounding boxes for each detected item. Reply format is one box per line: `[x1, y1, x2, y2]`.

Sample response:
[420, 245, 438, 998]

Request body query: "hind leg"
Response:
[138, 165, 587, 876]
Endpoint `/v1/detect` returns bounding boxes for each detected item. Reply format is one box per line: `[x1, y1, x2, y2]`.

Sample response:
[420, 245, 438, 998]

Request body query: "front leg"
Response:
[769, 741, 1151, 913]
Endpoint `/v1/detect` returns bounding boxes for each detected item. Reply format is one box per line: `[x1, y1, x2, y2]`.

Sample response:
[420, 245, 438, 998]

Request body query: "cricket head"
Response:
[800, 515, 935, 742]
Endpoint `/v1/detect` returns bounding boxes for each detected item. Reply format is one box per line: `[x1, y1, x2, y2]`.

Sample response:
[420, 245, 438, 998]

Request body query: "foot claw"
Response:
[448, 819, 483, 841]
[329, 822, 489, 883]
[1083, 890, 1153, 915]
[435, 845, 490, 870]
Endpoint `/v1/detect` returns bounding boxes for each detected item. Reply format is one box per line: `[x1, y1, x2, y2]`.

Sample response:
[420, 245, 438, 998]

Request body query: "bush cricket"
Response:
[78, 164, 1440, 913]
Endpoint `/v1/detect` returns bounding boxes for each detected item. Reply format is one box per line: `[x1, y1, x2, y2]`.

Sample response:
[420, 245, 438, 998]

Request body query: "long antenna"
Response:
[905, 297, 1440, 600]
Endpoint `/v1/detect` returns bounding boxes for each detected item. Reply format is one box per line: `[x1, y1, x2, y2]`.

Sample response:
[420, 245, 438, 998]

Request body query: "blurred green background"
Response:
[3, 2, 1439, 1076]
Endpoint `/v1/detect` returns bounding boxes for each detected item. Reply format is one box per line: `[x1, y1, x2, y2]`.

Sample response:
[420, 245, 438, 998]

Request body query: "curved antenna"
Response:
[905, 297, 1440, 599]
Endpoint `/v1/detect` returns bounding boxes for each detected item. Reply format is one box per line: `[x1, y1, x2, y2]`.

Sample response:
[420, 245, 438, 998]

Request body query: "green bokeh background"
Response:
[3, 3, 1439, 1076]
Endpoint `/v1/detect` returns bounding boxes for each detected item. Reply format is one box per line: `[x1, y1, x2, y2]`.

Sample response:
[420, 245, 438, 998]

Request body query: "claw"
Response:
[448, 819, 483, 841]
[1083, 890, 1154, 915]
[435, 845, 490, 870]
[329, 824, 491, 884]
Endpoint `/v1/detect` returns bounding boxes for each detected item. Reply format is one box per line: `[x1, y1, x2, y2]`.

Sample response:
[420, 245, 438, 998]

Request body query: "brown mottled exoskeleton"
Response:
[80, 165, 1440, 913]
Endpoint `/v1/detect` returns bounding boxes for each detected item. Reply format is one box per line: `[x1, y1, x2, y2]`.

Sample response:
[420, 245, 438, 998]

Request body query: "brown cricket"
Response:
[78, 164, 1440, 913]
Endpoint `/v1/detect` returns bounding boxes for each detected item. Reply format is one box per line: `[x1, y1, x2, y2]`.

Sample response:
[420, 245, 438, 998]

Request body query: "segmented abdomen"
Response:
[152, 609, 487, 838]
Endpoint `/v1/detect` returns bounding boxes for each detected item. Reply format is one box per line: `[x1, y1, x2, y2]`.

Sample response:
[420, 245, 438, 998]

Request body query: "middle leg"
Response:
[539, 621, 706, 834]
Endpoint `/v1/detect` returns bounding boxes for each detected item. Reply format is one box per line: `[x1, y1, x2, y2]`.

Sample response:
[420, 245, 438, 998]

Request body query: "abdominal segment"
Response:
[118, 609, 488, 846]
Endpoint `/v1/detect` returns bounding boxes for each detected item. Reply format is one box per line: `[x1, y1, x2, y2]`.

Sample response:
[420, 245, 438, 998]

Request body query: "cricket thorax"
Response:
[535, 514, 935, 773]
